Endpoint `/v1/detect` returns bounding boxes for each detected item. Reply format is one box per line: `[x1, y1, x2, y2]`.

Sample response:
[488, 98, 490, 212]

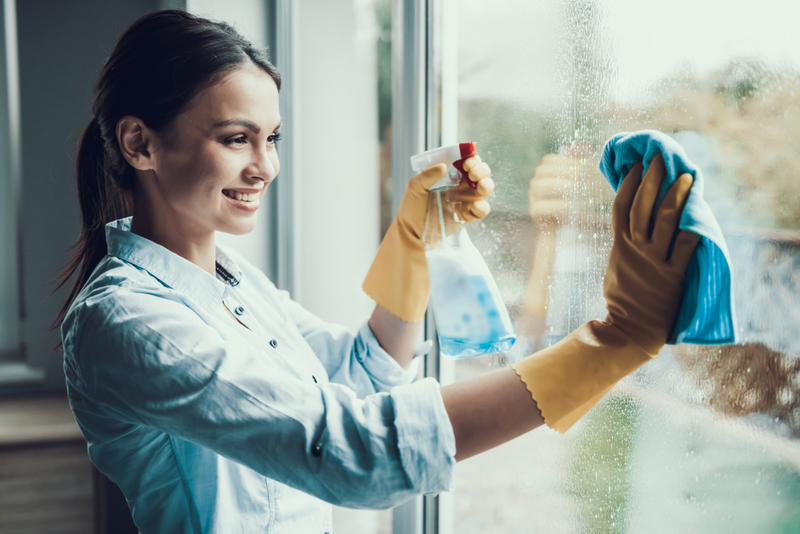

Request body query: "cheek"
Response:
[168, 169, 222, 212]
[271, 151, 281, 177]
[162, 146, 244, 205]
[180, 166, 219, 202]
[194, 154, 233, 197]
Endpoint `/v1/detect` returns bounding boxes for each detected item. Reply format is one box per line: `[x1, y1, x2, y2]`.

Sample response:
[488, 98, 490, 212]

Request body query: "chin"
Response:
[220, 217, 258, 236]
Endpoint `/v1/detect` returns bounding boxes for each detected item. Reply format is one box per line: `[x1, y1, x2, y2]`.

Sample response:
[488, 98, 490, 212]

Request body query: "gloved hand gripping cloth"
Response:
[513, 154, 700, 433]
[600, 130, 737, 345]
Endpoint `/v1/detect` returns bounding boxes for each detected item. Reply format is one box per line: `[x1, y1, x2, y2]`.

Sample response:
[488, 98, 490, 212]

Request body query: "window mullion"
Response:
[268, 0, 299, 297]
[390, 0, 429, 532]
[391, 0, 458, 532]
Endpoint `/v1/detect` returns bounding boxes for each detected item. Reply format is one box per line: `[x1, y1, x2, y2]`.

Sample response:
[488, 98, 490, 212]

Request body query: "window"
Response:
[442, 0, 800, 532]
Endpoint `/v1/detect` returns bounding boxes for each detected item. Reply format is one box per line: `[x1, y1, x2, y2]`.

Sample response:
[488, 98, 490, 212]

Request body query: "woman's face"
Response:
[148, 63, 281, 237]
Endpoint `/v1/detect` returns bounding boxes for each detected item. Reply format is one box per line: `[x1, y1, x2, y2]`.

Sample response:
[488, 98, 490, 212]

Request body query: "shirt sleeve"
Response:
[273, 286, 423, 397]
[68, 287, 456, 509]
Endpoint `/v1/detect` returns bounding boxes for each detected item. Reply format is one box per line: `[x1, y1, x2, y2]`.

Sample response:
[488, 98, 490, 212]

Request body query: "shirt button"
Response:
[269, 339, 278, 349]
[312, 443, 323, 457]
[234, 306, 245, 315]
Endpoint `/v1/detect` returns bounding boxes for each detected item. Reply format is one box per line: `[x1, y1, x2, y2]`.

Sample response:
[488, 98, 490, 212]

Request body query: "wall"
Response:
[16, 0, 160, 390]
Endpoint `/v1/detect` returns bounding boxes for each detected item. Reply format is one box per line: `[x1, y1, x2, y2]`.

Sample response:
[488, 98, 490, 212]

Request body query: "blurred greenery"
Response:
[600, 62, 800, 231]
[460, 60, 800, 231]
[375, 0, 391, 144]
[714, 58, 771, 107]
[375, 0, 392, 238]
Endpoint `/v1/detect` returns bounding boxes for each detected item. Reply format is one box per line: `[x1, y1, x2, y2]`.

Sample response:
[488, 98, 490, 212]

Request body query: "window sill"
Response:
[0, 394, 82, 448]
[0, 362, 45, 387]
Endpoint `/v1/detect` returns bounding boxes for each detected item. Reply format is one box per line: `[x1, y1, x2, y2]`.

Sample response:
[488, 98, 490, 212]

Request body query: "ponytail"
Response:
[52, 118, 132, 330]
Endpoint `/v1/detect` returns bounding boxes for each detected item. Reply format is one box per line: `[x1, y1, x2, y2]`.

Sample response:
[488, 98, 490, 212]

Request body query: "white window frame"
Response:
[264, 0, 300, 295]
[390, 0, 457, 532]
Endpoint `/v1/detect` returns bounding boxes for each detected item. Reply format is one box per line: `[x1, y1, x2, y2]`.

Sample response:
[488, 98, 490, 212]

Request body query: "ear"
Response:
[117, 116, 156, 171]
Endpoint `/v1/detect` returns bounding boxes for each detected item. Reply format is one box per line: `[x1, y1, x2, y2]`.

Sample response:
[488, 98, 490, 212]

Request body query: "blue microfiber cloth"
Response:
[599, 130, 737, 345]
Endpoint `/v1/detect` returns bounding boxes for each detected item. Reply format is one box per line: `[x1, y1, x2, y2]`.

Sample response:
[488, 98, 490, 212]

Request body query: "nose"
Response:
[248, 144, 280, 184]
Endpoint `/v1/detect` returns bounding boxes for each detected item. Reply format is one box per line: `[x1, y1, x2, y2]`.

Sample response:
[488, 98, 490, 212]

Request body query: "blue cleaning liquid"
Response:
[427, 249, 516, 359]
[438, 334, 516, 359]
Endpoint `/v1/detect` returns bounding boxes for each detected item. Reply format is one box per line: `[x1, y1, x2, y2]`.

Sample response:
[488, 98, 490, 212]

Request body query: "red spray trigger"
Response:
[452, 142, 479, 189]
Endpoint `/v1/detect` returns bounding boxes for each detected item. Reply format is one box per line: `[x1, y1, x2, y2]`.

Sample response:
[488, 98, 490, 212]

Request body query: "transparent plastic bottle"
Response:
[411, 144, 516, 359]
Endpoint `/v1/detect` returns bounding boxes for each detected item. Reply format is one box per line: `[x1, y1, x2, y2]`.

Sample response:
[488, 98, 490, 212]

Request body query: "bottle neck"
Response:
[423, 188, 466, 249]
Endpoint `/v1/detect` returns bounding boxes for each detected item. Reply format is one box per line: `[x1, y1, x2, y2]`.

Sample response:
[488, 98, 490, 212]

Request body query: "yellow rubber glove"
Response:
[363, 156, 494, 322]
[512, 153, 700, 433]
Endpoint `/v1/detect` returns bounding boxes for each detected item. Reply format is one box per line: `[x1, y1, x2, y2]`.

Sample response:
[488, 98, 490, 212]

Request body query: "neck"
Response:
[130, 187, 217, 277]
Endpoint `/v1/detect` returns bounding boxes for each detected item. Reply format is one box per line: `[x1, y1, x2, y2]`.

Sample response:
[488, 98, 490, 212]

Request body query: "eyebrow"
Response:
[212, 119, 261, 134]
[212, 119, 282, 134]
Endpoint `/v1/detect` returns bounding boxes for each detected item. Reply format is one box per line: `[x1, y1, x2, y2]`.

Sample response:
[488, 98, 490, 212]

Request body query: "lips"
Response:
[222, 188, 262, 212]
[222, 190, 259, 202]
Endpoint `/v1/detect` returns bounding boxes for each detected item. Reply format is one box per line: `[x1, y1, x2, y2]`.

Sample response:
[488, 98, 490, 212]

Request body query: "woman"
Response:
[58, 10, 698, 534]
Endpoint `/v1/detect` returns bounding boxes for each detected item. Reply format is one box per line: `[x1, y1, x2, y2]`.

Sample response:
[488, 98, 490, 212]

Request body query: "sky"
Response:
[457, 0, 800, 105]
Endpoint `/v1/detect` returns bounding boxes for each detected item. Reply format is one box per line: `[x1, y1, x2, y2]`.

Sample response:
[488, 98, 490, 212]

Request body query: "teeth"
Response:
[224, 191, 258, 202]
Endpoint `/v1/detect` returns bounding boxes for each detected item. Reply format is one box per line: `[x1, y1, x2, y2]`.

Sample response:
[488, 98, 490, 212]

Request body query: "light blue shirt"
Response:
[61, 218, 456, 534]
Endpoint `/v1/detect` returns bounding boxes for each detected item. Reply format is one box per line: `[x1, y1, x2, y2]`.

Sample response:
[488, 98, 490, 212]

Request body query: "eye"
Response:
[224, 135, 248, 146]
[268, 132, 282, 144]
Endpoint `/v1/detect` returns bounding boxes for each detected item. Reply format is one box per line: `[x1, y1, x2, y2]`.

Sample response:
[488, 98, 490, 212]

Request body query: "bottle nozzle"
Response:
[410, 143, 479, 191]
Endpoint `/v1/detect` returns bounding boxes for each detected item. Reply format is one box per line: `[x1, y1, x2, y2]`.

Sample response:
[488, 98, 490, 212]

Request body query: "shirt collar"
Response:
[105, 217, 243, 309]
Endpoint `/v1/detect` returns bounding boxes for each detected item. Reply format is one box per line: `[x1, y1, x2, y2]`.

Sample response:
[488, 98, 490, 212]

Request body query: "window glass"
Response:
[376, 0, 393, 240]
[452, 1, 800, 531]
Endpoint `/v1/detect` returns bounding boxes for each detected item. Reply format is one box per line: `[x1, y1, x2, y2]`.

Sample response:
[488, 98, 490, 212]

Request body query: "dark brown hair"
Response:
[54, 9, 281, 329]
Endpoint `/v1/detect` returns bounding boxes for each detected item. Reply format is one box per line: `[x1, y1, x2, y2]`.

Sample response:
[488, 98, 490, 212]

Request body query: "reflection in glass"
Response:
[452, 0, 800, 531]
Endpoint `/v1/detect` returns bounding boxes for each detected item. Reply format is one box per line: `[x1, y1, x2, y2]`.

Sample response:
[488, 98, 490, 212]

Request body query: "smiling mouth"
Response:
[223, 190, 259, 202]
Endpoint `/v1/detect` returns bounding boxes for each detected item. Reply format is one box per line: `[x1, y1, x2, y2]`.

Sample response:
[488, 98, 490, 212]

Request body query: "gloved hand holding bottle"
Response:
[363, 150, 494, 367]
[412, 144, 516, 358]
[362, 153, 494, 324]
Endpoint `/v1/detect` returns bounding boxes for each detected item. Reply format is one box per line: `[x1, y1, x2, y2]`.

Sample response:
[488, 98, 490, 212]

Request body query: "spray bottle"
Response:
[410, 143, 516, 359]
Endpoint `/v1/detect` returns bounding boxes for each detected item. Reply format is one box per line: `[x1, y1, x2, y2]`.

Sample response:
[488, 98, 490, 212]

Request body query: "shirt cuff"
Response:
[357, 322, 422, 389]
[390, 377, 456, 495]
